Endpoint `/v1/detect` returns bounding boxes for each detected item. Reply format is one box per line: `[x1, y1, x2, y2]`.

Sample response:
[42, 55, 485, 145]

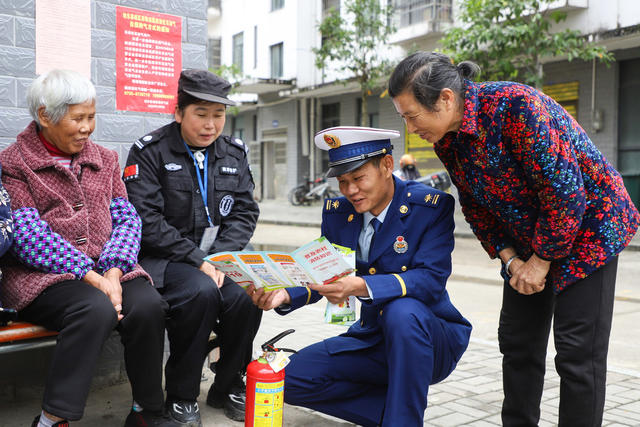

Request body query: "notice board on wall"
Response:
[115, 6, 182, 114]
[35, 0, 91, 78]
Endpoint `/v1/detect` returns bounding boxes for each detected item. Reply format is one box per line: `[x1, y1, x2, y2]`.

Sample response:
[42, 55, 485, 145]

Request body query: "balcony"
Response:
[389, 0, 453, 48]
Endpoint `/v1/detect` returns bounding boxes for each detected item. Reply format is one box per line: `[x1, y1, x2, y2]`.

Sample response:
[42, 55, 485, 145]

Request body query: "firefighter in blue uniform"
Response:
[248, 126, 472, 426]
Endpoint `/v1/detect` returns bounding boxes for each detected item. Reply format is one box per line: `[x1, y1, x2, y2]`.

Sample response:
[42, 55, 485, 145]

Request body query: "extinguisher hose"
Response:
[261, 329, 296, 352]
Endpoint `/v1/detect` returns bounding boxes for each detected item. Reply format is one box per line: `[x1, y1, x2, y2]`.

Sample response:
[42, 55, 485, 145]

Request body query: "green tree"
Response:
[210, 63, 245, 115]
[313, 0, 396, 126]
[441, 0, 612, 88]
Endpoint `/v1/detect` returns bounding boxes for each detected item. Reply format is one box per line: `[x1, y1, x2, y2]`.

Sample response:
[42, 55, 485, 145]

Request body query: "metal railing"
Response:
[391, 0, 453, 30]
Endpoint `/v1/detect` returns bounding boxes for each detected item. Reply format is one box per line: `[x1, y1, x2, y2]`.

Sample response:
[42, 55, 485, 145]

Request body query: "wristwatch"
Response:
[505, 255, 520, 278]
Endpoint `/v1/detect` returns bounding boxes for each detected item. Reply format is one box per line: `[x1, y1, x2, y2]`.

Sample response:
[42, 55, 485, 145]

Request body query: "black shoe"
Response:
[31, 415, 69, 427]
[164, 399, 202, 427]
[124, 409, 181, 427]
[206, 375, 246, 422]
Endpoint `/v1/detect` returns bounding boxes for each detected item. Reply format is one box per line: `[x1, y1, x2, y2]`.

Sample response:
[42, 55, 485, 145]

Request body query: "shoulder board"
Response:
[323, 197, 352, 214]
[133, 130, 163, 150]
[404, 183, 448, 209]
[223, 136, 247, 157]
[231, 137, 247, 152]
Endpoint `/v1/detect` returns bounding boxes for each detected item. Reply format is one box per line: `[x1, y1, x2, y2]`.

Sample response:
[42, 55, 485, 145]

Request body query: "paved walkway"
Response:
[250, 197, 640, 426]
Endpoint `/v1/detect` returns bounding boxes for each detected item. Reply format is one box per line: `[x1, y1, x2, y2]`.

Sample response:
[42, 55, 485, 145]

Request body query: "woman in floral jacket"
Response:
[389, 52, 640, 427]
[0, 70, 176, 427]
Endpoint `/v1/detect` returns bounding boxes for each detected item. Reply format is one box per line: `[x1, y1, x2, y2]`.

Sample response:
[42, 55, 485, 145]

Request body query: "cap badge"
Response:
[347, 214, 354, 222]
[394, 236, 408, 254]
[399, 205, 408, 214]
[323, 134, 341, 149]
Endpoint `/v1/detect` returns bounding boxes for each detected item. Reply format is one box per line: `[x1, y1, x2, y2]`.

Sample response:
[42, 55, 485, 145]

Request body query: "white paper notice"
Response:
[36, 0, 91, 78]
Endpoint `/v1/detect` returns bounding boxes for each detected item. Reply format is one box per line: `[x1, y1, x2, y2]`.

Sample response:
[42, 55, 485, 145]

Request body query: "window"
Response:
[207, 37, 221, 70]
[253, 26, 258, 69]
[270, 43, 283, 78]
[232, 32, 244, 72]
[393, 0, 453, 28]
[618, 58, 640, 208]
[231, 116, 245, 141]
[323, 0, 340, 14]
[271, 0, 284, 11]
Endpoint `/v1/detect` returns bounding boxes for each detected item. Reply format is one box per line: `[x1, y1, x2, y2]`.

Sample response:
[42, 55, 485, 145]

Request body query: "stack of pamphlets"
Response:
[205, 237, 354, 292]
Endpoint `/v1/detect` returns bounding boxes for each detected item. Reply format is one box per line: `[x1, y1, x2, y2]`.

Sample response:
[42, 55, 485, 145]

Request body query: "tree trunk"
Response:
[360, 91, 368, 127]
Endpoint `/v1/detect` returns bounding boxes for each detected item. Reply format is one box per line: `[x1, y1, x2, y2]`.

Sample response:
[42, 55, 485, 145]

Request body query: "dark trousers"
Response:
[499, 257, 618, 427]
[284, 297, 458, 427]
[19, 277, 168, 420]
[161, 262, 262, 401]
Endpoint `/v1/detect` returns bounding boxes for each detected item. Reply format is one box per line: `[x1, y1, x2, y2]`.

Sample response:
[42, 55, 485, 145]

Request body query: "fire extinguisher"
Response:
[245, 329, 296, 427]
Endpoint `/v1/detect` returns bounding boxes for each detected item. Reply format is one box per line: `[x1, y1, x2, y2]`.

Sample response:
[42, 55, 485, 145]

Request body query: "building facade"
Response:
[210, 0, 640, 207]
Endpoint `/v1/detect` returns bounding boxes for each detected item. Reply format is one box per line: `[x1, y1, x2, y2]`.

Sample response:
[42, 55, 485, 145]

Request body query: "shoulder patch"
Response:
[123, 164, 139, 182]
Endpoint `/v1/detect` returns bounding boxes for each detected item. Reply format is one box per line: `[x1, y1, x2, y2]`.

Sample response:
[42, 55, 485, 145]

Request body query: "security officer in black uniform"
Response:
[124, 69, 261, 425]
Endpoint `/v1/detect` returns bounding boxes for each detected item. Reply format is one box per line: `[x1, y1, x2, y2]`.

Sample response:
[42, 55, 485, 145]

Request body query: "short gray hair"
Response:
[27, 69, 96, 125]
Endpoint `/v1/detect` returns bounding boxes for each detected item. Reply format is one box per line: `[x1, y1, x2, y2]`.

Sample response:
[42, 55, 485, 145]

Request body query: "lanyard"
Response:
[183, 141, 213, 226]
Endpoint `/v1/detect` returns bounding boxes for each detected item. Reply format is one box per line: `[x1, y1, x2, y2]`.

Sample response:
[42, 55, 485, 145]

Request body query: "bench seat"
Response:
[0, 322, 57, 354]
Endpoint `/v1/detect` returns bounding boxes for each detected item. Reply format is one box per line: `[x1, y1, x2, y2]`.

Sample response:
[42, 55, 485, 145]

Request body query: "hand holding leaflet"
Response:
[204, 237, 354, 291]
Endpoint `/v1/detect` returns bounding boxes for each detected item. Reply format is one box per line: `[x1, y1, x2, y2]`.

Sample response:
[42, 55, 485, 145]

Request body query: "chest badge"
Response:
[347, 214, 354, 222]
[219, 195, 234, 217]
[164, 163, 182, 171]
[393, 236, 408, 254]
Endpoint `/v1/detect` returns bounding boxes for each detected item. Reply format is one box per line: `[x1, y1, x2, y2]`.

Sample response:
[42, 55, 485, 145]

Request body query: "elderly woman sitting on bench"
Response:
[0, 69, 178, 427]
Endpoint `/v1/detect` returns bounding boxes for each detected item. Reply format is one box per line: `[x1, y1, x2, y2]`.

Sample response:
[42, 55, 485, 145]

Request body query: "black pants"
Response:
[499, 257, 618, 427]
[19, 277, 168, 421]
[161, 262, 262, 401]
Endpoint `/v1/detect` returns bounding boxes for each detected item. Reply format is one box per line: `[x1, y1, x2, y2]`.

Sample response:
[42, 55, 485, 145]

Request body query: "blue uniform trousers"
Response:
[284, 297, 458, 427]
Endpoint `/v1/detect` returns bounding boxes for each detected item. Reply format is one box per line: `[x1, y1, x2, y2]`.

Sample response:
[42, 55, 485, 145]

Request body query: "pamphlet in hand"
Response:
[324, 244, 357, 326]
[204, 236, 354, 291]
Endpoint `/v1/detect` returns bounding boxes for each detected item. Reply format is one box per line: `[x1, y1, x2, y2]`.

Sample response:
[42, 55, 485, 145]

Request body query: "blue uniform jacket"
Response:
[278, 177, 471, 362]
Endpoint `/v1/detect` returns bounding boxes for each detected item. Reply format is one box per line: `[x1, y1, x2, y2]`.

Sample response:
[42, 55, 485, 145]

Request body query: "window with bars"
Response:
[392, 0, 452, 28]
[208, 37, 221, 70]
[270, 42, 283, 78]
[232, 32, 244, 72]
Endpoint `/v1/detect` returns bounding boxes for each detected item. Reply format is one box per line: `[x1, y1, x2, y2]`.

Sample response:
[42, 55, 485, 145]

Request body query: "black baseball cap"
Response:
[178, 69, 237, 106]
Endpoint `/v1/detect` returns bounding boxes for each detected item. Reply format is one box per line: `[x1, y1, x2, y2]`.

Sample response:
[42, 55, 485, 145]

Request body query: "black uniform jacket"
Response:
[124, 121, 259, 287]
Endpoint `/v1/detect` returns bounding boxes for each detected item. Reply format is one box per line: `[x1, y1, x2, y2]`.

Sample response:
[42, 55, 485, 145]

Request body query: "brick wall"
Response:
[0, 0, 208, 167]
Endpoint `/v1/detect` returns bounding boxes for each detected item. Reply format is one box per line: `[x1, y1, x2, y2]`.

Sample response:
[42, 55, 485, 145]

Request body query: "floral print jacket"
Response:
[436, 81, 640, 293]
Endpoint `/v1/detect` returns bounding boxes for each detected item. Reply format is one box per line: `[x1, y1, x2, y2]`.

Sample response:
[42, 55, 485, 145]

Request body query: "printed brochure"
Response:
[204, 237, 354, 292]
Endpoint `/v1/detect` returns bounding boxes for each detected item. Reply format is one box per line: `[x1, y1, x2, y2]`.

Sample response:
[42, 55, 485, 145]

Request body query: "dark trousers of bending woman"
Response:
[499, 257, 618, 427]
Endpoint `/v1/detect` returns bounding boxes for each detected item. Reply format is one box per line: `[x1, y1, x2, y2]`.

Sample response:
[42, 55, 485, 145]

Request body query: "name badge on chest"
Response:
[199, 225, 220, 253]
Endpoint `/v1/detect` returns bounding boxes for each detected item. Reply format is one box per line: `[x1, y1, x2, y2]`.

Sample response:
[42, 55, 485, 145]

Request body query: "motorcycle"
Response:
[416, 170, 451, 192]
[288, 173, 340, 206]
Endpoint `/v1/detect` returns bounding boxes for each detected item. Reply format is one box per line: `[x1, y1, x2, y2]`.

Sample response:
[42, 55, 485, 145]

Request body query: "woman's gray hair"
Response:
[27, 69, 96, 125]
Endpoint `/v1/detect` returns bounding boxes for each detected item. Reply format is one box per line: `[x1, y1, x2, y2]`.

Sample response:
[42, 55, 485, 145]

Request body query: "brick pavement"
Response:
[256, 302, 640, 426]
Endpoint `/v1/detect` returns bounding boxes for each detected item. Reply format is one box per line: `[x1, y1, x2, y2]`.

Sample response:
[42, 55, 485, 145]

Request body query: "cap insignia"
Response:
[324, 134, 341, 149]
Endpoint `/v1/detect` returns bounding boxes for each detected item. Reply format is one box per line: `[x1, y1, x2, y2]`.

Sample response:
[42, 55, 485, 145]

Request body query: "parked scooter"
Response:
[288, 173, 340, 206]
[416, 170, 452, 192]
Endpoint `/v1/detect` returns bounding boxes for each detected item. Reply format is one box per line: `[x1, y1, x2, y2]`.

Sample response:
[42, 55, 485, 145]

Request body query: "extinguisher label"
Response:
[254, 380, 284, 427]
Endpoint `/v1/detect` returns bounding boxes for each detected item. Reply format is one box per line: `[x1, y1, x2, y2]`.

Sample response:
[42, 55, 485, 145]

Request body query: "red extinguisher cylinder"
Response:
[245, 357, 286, 427]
